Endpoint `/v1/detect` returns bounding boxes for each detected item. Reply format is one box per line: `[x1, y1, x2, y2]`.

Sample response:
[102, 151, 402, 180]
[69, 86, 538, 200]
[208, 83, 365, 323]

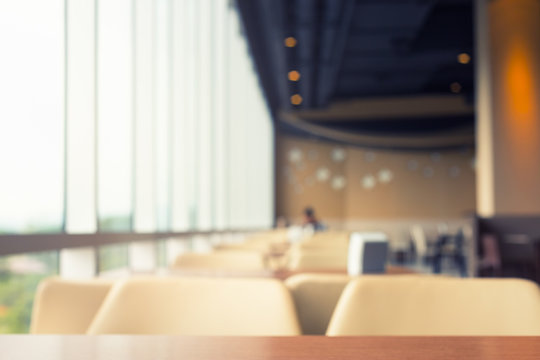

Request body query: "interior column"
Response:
[476, 0, 540, 215]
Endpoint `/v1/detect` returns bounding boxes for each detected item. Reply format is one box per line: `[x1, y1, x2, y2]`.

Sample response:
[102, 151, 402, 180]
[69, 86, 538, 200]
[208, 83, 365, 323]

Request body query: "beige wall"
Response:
[276, 135, 476, 224]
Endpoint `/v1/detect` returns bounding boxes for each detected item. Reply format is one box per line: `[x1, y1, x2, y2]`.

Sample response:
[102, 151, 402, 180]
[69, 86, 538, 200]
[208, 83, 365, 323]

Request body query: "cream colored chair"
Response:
[171, 251, 266, 271]
[291, 232, 349, 250]
[212, 235, 290, 271]
[285, 273, 350, 334]
[288, 250, 348, 271]
[309, 231, 350, 242]
[87, 277, 301, 335]
[214, 242, 270, 252]
[292, 241, 349, 252]
[327, 276, 540, 335]
[30, 277, 114, 334]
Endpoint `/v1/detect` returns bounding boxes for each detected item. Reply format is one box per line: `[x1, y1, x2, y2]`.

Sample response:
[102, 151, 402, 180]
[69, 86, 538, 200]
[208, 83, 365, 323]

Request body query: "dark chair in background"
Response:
[432, 228, 467, 277]
[476, 216, 540, 284]
[477, 233, 502, 277]
[498, 234, 540, 282]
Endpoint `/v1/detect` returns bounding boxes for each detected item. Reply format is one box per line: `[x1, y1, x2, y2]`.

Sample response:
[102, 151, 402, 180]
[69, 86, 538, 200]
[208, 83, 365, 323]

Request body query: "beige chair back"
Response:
[292, 232, 349, 249]
[288, 250, 348, 271]
[327, 276, 540, 335]
[87, 277, 301, 335]
[30, 277, 114, 334]
[285, 273, 350, 334]
[171, 251, 266, 270]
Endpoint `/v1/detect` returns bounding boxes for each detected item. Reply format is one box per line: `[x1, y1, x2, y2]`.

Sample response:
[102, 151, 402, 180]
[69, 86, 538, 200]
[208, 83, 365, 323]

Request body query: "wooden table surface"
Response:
[3, 336, 540, 360]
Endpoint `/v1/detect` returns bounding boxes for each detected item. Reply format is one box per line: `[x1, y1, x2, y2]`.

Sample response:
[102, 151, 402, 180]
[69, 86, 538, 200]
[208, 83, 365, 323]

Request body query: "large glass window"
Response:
[1, 0, 275, 332]
[0, 1, 275, 233]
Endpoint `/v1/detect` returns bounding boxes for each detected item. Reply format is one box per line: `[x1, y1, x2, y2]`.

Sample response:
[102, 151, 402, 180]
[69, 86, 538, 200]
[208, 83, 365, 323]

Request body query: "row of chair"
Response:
[170, 230, 356, 272]
[184, 230, 383, 272]
[287, 232, 351, 271]
[31, 274, 540, 335]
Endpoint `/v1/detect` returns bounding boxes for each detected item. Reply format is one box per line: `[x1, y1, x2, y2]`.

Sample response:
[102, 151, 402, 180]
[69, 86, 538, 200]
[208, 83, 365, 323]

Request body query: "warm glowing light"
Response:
[291, 94, 303, 105]
[288, 70, 301, 81]
[506, 42, 534, 117]
[284, 37, 297, 47]
[450, 82, 462, 93]
[457, 53, 471, 64]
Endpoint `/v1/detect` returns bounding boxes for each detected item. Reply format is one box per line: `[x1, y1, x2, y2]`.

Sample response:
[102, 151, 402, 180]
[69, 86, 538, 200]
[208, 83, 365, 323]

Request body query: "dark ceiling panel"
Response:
[237, 0, 475, 148]
[345, 34, 399, 53]
[412, 1, 474, 51]
[351, 1, 435, 29]
[336, 74, 430, 98]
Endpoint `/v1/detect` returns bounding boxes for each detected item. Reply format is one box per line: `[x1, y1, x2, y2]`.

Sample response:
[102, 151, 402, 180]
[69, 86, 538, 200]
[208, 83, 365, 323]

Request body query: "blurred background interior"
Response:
[2, 0, 540, 336]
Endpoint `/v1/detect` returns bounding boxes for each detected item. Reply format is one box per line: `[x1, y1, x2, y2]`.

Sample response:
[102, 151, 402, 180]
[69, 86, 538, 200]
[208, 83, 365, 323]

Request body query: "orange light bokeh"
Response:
[505, 42, 535, 117]
[290, 94, 303, 105]
[501, 37, 540, 180]
[288, 70, 301, 81]
[284, 37, 297, 48]
[457, 53, 471, 64]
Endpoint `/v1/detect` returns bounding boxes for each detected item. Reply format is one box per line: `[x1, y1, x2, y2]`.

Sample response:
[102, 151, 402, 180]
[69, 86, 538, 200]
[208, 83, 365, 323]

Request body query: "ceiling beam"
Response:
[294, 0, 320, 109]
[315, 0, 356, 107]
[287, 94, 474, 121]
[279, 109, 474, 151]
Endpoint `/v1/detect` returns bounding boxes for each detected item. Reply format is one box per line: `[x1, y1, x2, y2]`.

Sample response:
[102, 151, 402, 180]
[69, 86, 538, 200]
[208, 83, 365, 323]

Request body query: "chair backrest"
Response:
[171, 251, 266, 270]
[285, 273, 350, 335]
[30, 277, 114, 334]
[327, 276, 540, 335]
[87, 277, 301, 335]
[309, 231, 350, 242]
[293, 240, 349, 251]
[288, 250, 348, 271]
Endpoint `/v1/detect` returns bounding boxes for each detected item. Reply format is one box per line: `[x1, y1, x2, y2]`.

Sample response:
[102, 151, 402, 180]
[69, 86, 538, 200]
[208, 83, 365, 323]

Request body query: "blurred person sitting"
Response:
[302, 207, 325, 232]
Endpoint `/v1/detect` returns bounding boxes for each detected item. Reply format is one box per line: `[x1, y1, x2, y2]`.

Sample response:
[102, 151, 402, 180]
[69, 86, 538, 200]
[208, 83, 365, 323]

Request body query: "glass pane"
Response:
[0, 251, 59, 333]
[245, 64, 274, 228]
[155, 0, 171, 231]
[171, 0, 190, 231]
[156, 239, 167, 269]
[98, 243, 128, 275]
[65, 0, 97, 233]
[227, 9, 249, 228]
[0, 1, 64, 234]
[97, 0, 133, 232]
[261, 95, 275, 228]
[196, 0, 213, 231]
[213, 0, 229, 230]
[185, 0, 199, 229]
[133, 0, 156, 232]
